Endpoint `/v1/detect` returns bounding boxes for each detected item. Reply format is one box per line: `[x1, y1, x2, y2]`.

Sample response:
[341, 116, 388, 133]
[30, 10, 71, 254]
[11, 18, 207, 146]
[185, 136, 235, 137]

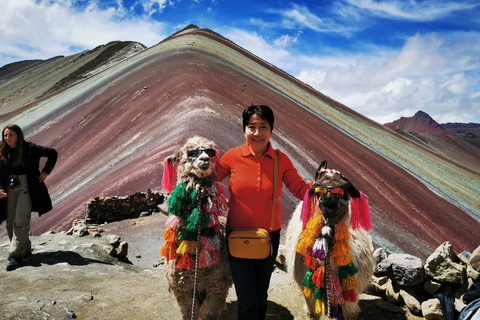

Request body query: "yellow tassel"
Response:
[296, 229, 316, 256]
[176, 240, 197, 255]
[303, 287, 313, 298]
[342, 275, 359, 291]
[315, 299, 325, 314]
[305, 215, 324, 235]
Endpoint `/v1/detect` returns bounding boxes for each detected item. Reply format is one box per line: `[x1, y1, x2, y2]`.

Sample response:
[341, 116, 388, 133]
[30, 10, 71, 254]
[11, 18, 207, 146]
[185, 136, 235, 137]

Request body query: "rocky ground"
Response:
[0, 210, 422, 320]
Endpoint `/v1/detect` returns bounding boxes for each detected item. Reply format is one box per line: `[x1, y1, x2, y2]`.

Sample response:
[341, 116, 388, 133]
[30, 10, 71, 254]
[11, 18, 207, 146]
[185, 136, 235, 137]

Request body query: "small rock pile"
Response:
[66, 219, 129, 261]
[85, 190, 164, 224]
[370, 241, 480, 319]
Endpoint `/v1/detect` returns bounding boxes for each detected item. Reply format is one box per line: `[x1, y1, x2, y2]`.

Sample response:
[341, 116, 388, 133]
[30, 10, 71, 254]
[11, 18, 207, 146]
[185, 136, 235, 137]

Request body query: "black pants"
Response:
[228, 229, 281, 320]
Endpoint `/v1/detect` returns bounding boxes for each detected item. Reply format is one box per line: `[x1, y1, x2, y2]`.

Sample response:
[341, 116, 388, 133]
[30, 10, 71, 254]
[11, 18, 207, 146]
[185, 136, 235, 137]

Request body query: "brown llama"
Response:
[285, 161, 374, 320]
[160, 136, 233, 320]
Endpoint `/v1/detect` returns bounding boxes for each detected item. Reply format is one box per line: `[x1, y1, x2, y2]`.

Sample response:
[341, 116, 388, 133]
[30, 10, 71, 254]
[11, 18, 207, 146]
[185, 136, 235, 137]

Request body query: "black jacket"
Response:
[0, 142, 58, 224]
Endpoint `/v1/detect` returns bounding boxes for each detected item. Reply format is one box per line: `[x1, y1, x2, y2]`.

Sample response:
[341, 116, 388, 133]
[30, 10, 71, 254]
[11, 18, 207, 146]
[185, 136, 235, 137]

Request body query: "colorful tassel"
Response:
[199, 247, 212, 268]
[343, 289, 357, 302]
[162, 227, 177, 242]
[176, 240, 196, 255]
[165, 215, 180, 229]
[160, 241, 178, 261]
[176, 252, 195, 269]
[315, 299, 325, 314]
[302, 269, 314, 288]
[341, 275, 359, 291]
[312, 237, 328, 259]
[303, 287, 313, 298]
[301, 190, 315, 230]
[330, 273, 345, 305]
[162, 158, 177, 193]
[350, 191, 372, 231]
[312, 266, 325, 288]
[305, 256, 318, 270]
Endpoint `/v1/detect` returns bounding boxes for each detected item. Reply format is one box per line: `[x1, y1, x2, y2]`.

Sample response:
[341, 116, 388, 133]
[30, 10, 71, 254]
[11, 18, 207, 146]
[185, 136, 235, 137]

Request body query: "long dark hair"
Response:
[242, 104, 274, 132]
[1, 124, 25, 166]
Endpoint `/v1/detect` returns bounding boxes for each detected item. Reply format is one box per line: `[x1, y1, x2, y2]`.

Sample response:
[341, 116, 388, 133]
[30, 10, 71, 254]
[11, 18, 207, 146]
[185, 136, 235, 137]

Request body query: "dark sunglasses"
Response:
[187, 149, 216, 158]
[312, 186, 345, 198]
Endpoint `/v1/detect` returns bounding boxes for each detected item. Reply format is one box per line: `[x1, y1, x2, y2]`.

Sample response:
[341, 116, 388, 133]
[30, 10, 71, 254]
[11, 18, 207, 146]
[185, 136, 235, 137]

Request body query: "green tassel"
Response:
[302, 269, 314, 288]
[338, 262, 359, 279]
[313, 287, 326, 301]
[179, 229, 197, 241]
[185, 209, 211, 233]
[168, 182, 189, 216]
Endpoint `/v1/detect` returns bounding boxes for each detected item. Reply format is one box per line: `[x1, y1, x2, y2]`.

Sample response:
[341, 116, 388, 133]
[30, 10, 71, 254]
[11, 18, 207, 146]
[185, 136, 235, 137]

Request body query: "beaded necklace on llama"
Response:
[295, 186, 371, 319]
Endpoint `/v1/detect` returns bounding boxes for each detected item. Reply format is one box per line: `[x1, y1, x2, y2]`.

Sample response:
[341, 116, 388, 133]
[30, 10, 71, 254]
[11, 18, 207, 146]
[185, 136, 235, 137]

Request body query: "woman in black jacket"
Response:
[0, 124, 57, 271]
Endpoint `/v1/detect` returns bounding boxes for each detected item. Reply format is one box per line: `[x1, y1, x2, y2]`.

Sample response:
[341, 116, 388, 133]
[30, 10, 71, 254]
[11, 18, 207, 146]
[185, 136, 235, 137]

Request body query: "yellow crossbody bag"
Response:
[228, 150, 278, 259]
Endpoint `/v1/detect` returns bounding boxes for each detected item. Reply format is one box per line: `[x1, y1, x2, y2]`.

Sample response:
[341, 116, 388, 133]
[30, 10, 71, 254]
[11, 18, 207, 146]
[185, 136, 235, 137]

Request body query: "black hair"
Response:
[1, 124, 25, 166]
[242, 104, 274, 132]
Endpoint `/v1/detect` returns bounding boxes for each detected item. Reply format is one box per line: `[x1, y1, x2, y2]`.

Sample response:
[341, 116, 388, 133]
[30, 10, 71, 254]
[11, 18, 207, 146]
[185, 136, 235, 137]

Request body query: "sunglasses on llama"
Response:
[312, 186, 345, 198]
[187, 149, 216, 158]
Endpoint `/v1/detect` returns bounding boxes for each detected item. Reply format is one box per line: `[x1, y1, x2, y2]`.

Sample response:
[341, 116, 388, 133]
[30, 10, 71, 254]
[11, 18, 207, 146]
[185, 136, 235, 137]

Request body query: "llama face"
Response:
[312, 172, 350, 224]
[184, 148, 216, 178]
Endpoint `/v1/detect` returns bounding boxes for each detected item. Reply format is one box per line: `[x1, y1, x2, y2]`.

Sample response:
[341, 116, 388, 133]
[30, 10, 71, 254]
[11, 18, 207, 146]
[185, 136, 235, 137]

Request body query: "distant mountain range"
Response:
[384, 110, 480, 141]
[0, 25, 479, 259]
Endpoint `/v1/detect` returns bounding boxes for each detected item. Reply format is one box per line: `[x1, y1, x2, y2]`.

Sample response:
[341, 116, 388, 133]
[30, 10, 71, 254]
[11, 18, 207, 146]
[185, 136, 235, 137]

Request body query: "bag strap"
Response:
[269, 150, 278, 232]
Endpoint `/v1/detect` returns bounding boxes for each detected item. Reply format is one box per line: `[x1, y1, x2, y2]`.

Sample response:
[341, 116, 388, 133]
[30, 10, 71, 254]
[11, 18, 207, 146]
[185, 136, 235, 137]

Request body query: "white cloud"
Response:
[344, 0, 480, 21]
[295, 32, 480, 124]
[0, 0, 168, 67]
[273, 31, 302, 48]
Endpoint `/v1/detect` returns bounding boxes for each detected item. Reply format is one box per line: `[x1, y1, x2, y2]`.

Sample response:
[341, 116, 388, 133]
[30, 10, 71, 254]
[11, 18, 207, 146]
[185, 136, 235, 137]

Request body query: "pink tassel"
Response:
[330, 274, 345, 305]
[301, 191, 316, 230]
[199, 247, 212, 268]
[350, 191, 372, 231]
[165, 215, 180, 229]
[161, 158, 177, 193]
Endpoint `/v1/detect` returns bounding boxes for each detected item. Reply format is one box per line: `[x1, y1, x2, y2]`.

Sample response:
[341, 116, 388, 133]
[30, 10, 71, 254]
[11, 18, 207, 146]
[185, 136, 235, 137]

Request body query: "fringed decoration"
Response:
[343, 289, 357, 302]
[303, 287, 313, 298]
[302, 269, 314, 288]
[305, 256, 318, 270]
[312, 266, 325, 288]
[350, 191, 372, 231]
[176, 240, 197, 255]
[199, 247, 213, 268]
[330, 273, 345, 305]
[297, 205, 360, 315]
[341, 275, 358, 291]
[165, 215, 180, 229]
[315, 299, 325, 314]
[167, 182, 189, 217]
[160, 241, 178, 261]
[162, 158, 177, 194]
[301, 190, 316, 230]
[162, 227, 177, 242]
[176, 252, 195, 269]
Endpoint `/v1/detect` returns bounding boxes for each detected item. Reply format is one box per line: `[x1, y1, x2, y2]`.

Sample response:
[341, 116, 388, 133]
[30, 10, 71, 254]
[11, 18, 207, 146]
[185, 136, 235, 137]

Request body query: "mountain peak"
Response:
[384, 110, 455, 137]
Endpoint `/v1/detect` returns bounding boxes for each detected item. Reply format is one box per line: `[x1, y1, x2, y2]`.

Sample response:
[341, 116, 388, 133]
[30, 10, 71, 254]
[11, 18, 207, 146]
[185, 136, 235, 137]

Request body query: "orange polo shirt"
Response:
[218, 142, 311, 231]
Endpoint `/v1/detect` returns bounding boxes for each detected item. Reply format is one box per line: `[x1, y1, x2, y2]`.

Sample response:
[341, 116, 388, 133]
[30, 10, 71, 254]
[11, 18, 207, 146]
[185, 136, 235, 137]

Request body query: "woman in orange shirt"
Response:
[218, 105, 312, 320]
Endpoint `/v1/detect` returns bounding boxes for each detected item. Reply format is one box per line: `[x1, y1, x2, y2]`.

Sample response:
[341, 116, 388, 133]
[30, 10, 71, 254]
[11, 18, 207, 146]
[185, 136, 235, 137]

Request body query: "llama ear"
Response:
[342, 176, 360, 198]
[315, 160, 328, 180]
[161, 154, 180, 193]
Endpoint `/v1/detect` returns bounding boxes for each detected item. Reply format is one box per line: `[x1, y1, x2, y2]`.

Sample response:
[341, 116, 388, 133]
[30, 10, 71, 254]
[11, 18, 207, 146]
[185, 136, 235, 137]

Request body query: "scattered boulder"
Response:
[425, 241, 465, 284]
[379, 253, 424, 286]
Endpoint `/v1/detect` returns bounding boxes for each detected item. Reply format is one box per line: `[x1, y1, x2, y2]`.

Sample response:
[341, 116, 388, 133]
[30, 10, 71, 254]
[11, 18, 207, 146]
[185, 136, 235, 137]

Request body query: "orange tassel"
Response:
[162, 227, 177, 242]
[305, 215, 324, 235]
[176, 240, 197, 255]
[305, 256, 318, 270]
[335, 221, 349, 240]
[312, 266, 325, 288]
[160, 241, 178, 261]
[342, 275, 358, 291]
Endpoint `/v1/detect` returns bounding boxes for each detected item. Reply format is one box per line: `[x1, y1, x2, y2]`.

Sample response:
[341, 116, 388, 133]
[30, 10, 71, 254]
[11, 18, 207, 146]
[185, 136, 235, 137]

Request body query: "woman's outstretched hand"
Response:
[39, 172, 49, 183]
[0, 189, 7, 198]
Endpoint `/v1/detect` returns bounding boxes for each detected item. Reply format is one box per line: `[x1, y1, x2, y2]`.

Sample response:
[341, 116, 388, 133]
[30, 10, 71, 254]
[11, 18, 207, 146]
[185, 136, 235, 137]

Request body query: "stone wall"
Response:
[369, 241, 480, 319]
[85, 190, 164, 224]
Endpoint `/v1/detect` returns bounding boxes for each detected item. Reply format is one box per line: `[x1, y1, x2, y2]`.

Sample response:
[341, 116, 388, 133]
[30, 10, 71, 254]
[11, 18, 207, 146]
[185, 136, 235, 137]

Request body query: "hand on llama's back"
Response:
[285, 161, 374, 320]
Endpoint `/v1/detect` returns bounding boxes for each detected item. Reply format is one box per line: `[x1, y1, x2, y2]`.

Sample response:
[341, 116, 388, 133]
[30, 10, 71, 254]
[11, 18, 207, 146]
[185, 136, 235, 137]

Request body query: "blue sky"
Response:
[1, 0, 479, 124]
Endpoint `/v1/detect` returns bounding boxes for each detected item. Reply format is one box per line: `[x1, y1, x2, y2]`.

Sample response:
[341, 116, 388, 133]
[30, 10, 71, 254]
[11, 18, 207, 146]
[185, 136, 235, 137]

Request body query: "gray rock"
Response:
[379, 253, 424, 286]
[421, 298, 443, 320]
[470, 245, 480, 272]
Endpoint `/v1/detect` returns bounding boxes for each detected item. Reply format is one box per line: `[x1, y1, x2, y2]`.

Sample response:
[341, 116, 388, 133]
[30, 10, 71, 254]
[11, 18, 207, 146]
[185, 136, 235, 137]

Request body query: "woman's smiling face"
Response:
[244, 114, 272, 157]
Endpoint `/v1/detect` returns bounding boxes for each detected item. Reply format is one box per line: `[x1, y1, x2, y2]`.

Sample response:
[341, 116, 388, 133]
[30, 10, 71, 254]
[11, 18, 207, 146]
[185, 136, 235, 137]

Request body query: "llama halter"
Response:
[296, 188, 371, 319]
